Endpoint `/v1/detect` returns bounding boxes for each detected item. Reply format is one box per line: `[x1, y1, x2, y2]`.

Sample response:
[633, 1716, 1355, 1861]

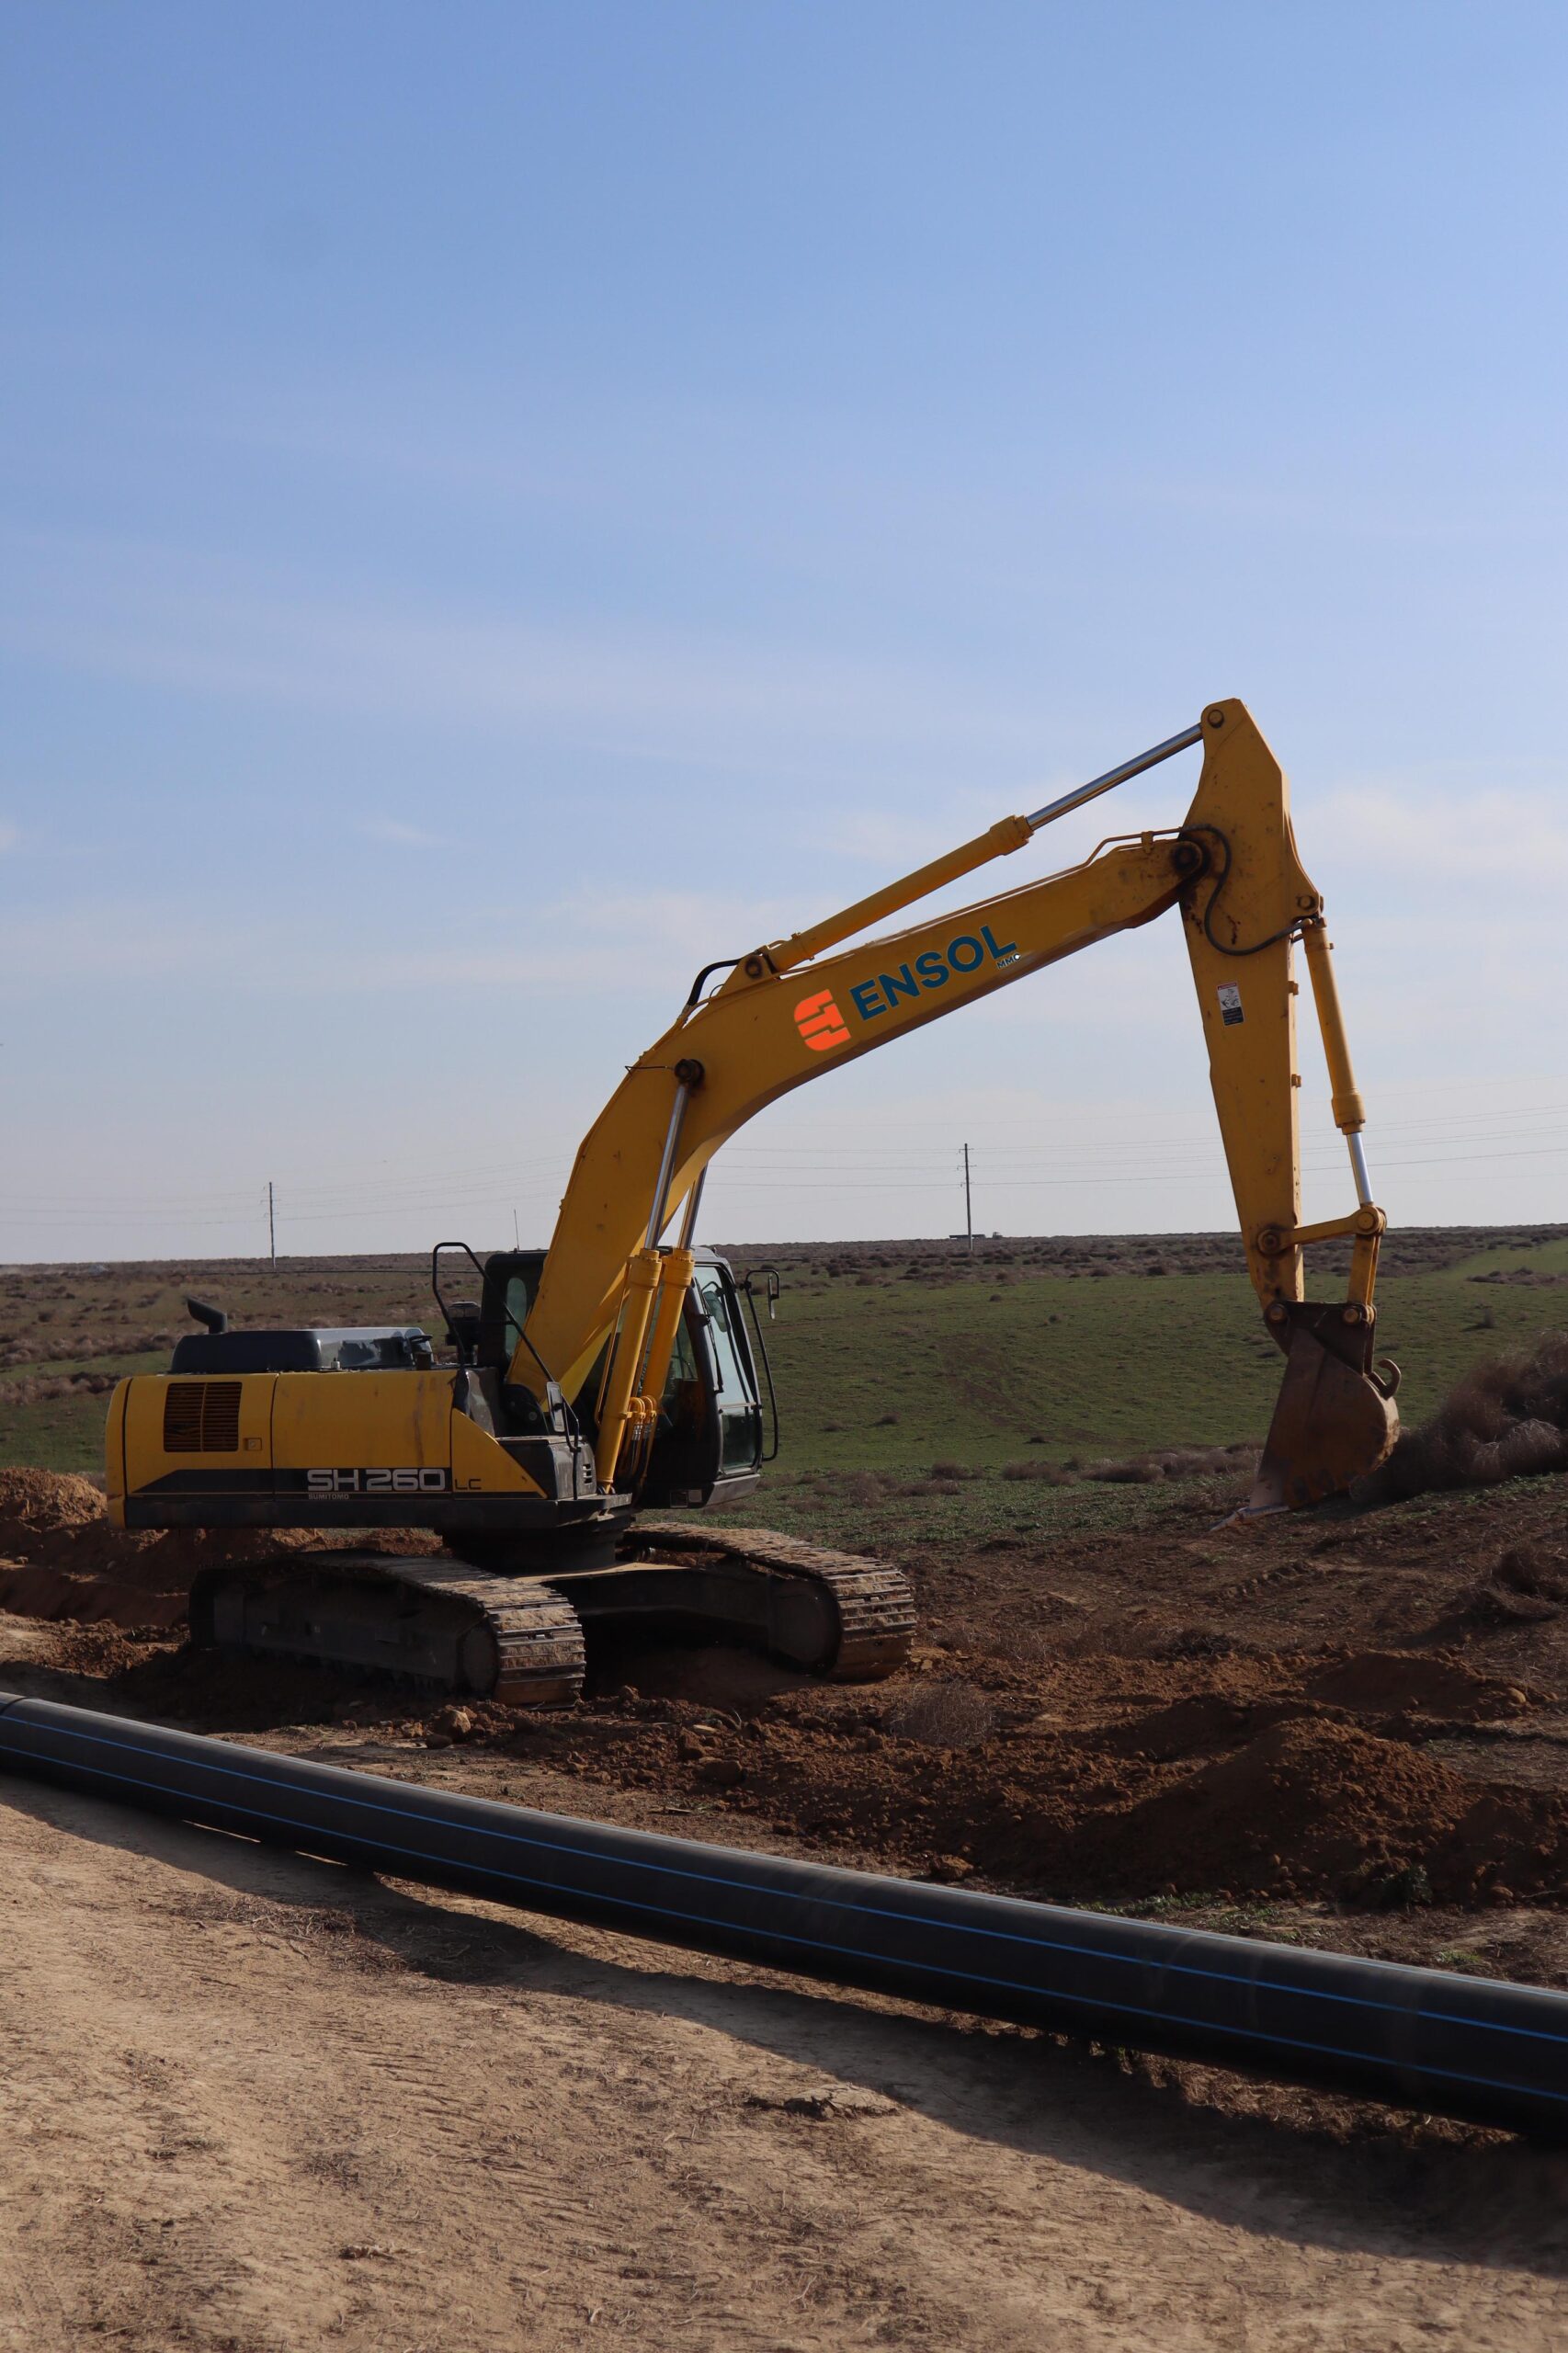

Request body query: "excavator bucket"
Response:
[1247, 1302, 1400, 1514]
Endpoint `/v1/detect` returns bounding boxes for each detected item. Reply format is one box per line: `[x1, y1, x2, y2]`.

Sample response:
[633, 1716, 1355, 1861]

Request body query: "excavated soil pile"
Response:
[0, 1467, 188, 1629]
[1357, 1330, 1568, 1504]
[7, 1447, 1568, 1919]
[547, 1670, 1568, 1907]
[0, 1467, 437, 1631]
[184, 1634, 1561, 1914]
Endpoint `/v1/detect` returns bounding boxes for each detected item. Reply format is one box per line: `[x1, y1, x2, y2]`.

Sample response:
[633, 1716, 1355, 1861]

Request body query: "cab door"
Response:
[638, 1257, 762, 1506]
[693, 1263, 763, 1483]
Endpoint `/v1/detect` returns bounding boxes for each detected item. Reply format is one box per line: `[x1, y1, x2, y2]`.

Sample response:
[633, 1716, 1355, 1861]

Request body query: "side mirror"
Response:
[741, 1267, 783, 1322]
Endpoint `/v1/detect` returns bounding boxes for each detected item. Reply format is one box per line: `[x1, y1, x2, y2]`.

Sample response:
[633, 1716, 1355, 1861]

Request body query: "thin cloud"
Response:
[0, 529, 1044, 768]
[1317, 779, 1568, 889]
[359, 816, 445, 848]
[0, 883, 798, 1003]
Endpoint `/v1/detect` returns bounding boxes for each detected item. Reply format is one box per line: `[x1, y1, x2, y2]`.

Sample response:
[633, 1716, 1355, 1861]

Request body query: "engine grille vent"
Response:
[163, 1381, 244, 1454]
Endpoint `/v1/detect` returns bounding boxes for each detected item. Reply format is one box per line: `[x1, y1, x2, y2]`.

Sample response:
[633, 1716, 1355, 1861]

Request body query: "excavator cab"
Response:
[637, 1256, 767, 1505]
[436, 1245, 765, 1507]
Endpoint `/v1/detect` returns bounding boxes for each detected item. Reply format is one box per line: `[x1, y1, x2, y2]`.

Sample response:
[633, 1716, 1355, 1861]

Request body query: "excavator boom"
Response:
[516, 698, 1397, 1511]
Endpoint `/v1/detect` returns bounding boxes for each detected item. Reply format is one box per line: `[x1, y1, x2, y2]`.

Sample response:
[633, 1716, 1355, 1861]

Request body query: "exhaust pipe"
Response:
[3, 1690, 1566, 2139]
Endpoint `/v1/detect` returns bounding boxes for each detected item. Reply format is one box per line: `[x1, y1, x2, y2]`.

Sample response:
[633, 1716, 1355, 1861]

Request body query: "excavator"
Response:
[106, 699, 1400, 1705]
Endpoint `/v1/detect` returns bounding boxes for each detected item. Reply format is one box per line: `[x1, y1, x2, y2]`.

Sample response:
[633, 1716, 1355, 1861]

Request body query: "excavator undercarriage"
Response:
[188, 1526, 915, 1709]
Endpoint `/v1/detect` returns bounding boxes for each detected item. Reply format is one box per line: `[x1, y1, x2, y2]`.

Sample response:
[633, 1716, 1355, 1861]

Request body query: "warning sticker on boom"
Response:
[1217, 984, 1244, 1027]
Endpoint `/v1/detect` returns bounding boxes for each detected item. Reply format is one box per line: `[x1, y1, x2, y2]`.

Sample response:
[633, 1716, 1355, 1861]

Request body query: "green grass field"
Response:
[2, 1231, 1564, 1489]
[743, 1235, 1568, 1472]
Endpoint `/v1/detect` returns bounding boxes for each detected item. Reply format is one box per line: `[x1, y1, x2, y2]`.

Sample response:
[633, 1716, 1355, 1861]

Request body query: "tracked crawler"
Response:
[108, 698, 1396, 1706]
[184, 1528, 915, 1707]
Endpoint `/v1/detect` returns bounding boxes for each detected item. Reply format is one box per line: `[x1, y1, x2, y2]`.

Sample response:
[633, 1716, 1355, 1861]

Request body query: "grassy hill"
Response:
[2, 1229, 1565, 1484]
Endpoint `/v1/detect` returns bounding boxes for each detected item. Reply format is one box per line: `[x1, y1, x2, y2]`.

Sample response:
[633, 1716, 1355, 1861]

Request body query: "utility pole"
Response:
[267, 1180, 277, 1269]
[513, 1207, 521, 1249]
[962, 1142, 973, 1255]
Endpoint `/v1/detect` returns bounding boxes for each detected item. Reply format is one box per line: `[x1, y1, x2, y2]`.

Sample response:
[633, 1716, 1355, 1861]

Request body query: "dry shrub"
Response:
[929, 1459, 981, 1481]
[0, 1370, 118, 1405]
[1495, 1543, 1568, 1600]
[1082, 1443, 1255, 1485]
[928, 1617, 983, 1654]
[824, 1470, 887, 1506]
[1001, 1459, 1077, 1484]
[884, 1678, 994, 1749]
[1152, 1443, 1257, 1480]
[1357, 1331, 1568, 1505]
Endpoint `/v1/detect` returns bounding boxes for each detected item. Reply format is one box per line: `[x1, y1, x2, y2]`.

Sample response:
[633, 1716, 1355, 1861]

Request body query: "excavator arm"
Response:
[514, 699, 1398, 1513]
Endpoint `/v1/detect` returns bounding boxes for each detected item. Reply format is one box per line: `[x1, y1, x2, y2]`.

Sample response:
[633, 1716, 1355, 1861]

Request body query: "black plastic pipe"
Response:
[3, 1689, 1565, 2138]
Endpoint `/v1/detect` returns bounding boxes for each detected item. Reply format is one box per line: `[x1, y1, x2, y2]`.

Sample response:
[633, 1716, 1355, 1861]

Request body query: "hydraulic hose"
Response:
[3, 1689, 1565, 2139]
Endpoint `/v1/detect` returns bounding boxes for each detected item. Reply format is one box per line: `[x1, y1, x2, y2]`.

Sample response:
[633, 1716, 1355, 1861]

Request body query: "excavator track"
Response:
[628, 1521, 916, 1681]
[188, 1553, 587, 1708]
[186, 1527, 915, 1708]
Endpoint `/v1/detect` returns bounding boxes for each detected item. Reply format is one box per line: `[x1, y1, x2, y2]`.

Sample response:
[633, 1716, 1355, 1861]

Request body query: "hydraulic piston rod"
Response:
[4, 1691, 1567, 2139]
[1026, 720, 1204, 830]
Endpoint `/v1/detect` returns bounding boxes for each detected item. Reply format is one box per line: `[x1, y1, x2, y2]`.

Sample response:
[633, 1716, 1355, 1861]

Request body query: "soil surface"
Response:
[7, 1465, 1568, 2343]
[9, 1766, 1568, 2352]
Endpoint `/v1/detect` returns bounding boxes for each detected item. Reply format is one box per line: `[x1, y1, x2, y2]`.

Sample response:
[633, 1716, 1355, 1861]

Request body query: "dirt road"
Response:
[4, 1763, 1568, 2351]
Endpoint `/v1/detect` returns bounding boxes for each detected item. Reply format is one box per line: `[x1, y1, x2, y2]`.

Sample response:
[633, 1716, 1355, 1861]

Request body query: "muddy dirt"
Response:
[8, 1464, 1568, 1931]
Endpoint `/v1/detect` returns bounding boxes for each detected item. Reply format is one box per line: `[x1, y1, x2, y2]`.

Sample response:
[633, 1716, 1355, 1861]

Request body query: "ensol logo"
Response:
[794, 987, 850, 1052]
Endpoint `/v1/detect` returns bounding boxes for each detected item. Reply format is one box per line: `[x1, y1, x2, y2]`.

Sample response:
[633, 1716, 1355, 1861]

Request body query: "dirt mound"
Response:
[0, 1466, 108, 1555]
[107, 1643, 370, 1731]
[1358, 1331, 1568, 1504]
[0, 1465, 441, 1629]
[1109, 1720, 1481, 1899]
[1301, 1652, 1529, 1722]
[1098, 1692, 1308, 1761]
[0, 1563, 189, 1631]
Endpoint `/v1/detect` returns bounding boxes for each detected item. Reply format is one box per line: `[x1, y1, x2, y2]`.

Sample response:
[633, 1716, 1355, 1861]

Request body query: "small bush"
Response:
[1495, 1544, 1568, 1600]
[929, 1459, 980, 1481]
[1001, 1459, 1076, 1484]
[1358, 1861, 1434, 1912]
[884, 1678, 994, 1749]
[1084, 1457, 1163, 1484]
[1080, 1445, 1255, 1485]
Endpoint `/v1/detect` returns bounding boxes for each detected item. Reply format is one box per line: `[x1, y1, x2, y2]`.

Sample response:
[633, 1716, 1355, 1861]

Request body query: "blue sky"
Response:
[3, 1, 1565, 1261]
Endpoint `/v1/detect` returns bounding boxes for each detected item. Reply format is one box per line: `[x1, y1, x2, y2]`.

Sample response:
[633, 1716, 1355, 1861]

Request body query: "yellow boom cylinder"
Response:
[755, 815, 1033, 979]
[1301, 920, 1367, 1134]
[593, 1250, 662, 1488]
[638, 1248, 697, 1426]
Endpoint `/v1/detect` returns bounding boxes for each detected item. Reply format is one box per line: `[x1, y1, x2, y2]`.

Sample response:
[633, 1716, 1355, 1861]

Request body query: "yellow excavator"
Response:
[107, 699, 1399, 1704]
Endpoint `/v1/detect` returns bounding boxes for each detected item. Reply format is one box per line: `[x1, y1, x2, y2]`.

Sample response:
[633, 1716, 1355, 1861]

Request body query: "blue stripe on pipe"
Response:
[5, 1735, 1565, 2110]
[4, 1712, 1563, 2070]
